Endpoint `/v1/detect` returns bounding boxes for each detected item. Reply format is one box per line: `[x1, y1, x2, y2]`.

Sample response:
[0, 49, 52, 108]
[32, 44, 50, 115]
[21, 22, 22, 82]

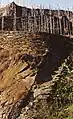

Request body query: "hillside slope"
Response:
[0, 32, 73, 119]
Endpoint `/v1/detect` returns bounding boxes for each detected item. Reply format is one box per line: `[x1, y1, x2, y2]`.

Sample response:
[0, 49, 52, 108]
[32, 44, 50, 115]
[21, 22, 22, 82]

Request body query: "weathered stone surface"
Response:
[0, 32, 72, 119]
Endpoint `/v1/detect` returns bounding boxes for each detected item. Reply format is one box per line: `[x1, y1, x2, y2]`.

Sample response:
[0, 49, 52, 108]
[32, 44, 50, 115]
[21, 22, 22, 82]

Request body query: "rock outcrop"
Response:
[0, 32, 73, 119]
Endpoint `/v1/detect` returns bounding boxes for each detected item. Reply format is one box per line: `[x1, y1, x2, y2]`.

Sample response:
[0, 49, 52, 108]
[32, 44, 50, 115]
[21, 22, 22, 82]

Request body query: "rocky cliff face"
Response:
[0, 2, 72, 33]
[0, 32, 73, 119]
[0, 2, 73, 18]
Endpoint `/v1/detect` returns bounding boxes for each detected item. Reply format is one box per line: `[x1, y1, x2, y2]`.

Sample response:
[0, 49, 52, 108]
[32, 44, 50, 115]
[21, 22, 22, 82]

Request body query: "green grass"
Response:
[66, 116, 73, 119]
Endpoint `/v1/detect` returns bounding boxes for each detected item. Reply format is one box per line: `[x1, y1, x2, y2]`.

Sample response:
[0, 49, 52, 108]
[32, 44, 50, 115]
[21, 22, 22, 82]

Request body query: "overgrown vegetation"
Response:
[31, 54, 73, 119]
[48, 55, 73, 119]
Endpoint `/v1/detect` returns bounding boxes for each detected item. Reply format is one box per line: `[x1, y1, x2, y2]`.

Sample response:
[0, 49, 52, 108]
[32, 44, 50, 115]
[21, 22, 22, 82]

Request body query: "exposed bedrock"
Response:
[0, 32, 73, 119]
